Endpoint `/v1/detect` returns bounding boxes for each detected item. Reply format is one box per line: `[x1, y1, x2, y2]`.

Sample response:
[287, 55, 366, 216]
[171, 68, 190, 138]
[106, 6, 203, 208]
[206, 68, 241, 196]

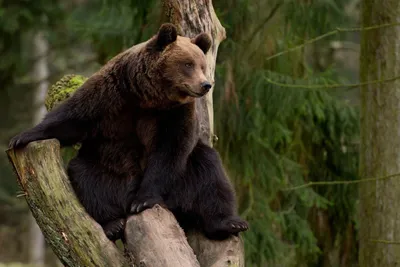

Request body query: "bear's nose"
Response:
[201, 81, 212, 91]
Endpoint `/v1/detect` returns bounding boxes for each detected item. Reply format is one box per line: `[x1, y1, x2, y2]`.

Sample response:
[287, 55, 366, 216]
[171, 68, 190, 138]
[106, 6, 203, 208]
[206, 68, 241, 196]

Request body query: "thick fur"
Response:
[9, 23, 248, 241]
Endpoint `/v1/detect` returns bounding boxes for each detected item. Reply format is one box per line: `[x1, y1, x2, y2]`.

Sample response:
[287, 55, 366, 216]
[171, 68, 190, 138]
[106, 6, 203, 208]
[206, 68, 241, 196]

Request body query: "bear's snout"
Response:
[201, 81, 212, 92]
[186, 81, 212, 97]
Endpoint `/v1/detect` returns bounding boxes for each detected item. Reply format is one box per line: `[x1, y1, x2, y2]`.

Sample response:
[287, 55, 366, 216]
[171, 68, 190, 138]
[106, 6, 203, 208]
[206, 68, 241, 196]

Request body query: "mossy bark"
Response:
[6, 140, 127, 267]
[359, 1, 400, 266]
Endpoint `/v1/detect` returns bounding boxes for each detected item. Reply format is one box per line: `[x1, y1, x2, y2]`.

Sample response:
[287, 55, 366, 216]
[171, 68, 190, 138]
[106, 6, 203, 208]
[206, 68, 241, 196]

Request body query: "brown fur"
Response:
[9, 23, 248, 241]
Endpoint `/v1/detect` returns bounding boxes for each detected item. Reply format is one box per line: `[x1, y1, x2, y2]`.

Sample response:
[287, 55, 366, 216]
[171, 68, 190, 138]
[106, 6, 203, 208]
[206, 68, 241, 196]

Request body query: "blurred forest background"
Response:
[0, 0, 363, 266]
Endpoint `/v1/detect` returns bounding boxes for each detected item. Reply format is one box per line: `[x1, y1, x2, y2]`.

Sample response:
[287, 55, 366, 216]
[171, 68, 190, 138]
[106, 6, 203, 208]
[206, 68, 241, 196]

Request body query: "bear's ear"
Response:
[155, 23, 178, 51]
[191, 33, 212, 54]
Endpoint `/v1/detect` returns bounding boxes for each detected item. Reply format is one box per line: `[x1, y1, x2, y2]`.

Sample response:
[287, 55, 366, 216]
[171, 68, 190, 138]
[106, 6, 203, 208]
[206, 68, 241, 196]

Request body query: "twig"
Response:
[370, 239, 400, 245]
[283, 172, 400, 191]
[266, 22, 400, 61]
[245, 2, 282, 44]
[265, 75, 400, 89]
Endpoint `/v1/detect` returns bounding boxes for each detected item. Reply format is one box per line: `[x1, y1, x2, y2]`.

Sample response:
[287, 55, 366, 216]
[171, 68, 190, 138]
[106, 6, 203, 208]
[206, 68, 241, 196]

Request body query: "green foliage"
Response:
[0, 0, 64, 85]
[66, 0, 160, 63]
[214, 68, 359, 265]
[283, 0, 350, 37]
[0, 0, 65, 207]
[213, 0, 359, 265]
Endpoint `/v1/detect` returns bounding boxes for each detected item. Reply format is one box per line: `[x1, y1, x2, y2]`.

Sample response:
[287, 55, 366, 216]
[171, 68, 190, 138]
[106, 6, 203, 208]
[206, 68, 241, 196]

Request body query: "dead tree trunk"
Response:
[163, 0, 226, 144]
[162, 1, 245, 266]
[7, 140, 128, 267]
[6, 1, 245, 266]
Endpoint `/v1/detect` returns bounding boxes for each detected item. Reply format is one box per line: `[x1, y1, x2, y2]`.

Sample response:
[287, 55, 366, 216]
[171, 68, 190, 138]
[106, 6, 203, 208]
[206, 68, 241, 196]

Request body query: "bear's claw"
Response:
[204, 216, 249, 239]
[9, 136, 23, 149]
[9, 132, 34, 149]
[220, 216, 249, 233]
[130, 196, 164, 214]
[103, 218, 126, 241]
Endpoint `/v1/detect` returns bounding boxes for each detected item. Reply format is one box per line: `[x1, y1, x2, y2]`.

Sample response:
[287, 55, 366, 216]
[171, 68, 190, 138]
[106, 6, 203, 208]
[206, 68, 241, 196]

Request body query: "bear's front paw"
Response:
[221, 216, 249, 233]
[103, 218, 126, 241]
[130, 194, 164, 214]
[9, 132, 35, 149]
[205, 216, 249, 239]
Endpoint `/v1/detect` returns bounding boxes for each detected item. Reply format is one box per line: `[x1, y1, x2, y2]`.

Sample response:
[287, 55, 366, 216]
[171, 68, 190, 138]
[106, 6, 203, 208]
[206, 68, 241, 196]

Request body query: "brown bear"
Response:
[9, 23, 248, 241]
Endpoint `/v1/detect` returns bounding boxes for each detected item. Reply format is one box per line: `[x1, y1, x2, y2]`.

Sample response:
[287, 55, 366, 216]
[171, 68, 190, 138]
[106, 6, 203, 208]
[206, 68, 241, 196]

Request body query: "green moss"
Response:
[46, 74, 87, 161]
[45, 74, 87, 111]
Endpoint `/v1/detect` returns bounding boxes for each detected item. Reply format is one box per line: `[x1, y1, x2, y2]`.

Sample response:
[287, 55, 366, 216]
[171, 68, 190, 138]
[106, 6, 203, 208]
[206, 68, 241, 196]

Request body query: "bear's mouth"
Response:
[183, 85, 206, 97]
[187, 90, 205, 97]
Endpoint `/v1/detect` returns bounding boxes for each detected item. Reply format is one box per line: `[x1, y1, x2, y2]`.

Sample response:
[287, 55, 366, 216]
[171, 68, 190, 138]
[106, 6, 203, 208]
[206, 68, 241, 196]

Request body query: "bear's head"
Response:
[142, 23, 213, 107]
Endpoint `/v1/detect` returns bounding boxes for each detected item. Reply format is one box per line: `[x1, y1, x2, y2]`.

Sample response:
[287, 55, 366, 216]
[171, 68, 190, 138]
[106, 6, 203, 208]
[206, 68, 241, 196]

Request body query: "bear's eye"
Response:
[185, 63, 194, 68]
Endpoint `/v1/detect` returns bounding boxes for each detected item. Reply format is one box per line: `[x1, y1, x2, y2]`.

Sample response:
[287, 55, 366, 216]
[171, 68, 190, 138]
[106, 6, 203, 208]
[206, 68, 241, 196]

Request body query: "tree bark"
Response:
[7, 140, 127, 267]
[162, 1, 245, 266]
[29, 29, 49, 267]
[359, 1, 400, 266]
[162, 0, 226, 144]
[124, 206, 200, 267]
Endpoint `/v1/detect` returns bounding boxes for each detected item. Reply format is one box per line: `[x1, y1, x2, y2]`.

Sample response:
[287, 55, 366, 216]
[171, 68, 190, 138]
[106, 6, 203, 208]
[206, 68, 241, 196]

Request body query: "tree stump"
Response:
[7, 140, 127, 267]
